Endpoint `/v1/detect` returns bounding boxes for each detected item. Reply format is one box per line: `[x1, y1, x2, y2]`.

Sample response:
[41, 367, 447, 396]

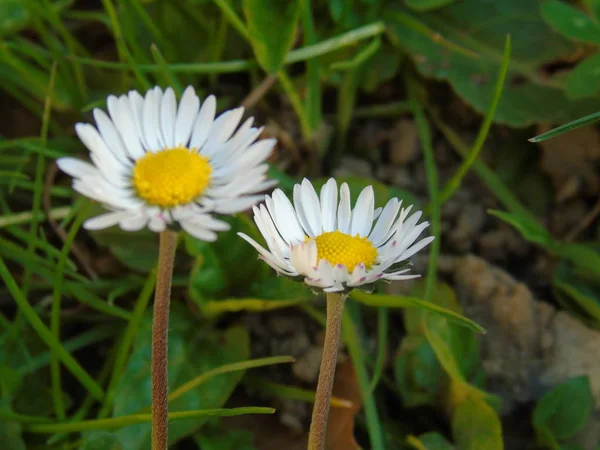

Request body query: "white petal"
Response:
[143, 88, 161, 151]
[120, 214, 148, 231]
[203, 107, 245, 155]
[160, 87, 177, 148]
[174, 86, 199, 146]
[350, 186, 374, 237]
[128, 90, 149, 150]
[93, 107, 129, 164]
[337, 183, 351, 233]
[84, 210, 133, 230]
[190, 95, 216, 150]
[272, 190, 306, 243]
[397, 236, 435, 262]
[182, 220, 218, 241]
[114, 95, 145, 160]
[148, 217, 167, 232]
[57, 157, 99, 178]
[212, 195, 265, 214]
[369, 198, 400, 246]
[320, 178, 338, 232]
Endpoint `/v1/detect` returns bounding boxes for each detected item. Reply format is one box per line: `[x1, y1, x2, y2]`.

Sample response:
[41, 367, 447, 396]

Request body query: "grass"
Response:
[0, 1, 593, 449]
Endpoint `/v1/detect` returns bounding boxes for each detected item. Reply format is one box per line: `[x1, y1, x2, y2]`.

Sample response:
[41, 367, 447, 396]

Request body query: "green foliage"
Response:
[0, 420, 26, 450]
[108, 310, 250, 448]
[408, 432, 456, 449]
[243, 0, 301, 73]
[452, 396, 503, 450]
[404, 0, 455, 12]
[540, 1, 600, 44]
[565, 53, 600, 99]
[195, 427, 257, 450]
[387, 1, 600, 127]
[533, 376, 594, 449]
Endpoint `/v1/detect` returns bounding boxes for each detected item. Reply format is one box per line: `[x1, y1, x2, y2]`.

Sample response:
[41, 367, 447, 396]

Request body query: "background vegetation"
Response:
[1, 0, 600, 449]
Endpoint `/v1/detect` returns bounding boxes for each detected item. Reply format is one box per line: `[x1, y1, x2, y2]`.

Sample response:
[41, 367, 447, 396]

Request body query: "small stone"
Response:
[389, 119, 420, 165]
[333, 156, 372, 178]
[293, 347, 324, 383]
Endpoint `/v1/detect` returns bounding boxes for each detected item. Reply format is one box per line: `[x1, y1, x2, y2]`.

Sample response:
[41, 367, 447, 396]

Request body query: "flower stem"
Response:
[308, 292, 347, 450]
[151, 229, 178, 450]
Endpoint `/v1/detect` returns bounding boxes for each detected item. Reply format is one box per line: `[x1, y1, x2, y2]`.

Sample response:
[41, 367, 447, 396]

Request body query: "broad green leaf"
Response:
[387, 3, 600, 127]
[0, 0, 27, 37]
[423, 314, 464, 382]
[566, 53, 600, 99]
[243, 0, 301, 73]
[541, 0, 600, 44]
[80, 432, 124, 450]
[452, 397, 503, 450]
[187, 238, 227, 303]
[194, 428, 257, 450]
[489, 210, 552, 248]
[533, 376, 593, 444]
[407, 432, 456, 450]
[351, 290, 485, 333]
[405, 0, 455, 12]
[0, 420, 26, 450]
[394, 334, 447, 407]
[112, 309, 250, 449]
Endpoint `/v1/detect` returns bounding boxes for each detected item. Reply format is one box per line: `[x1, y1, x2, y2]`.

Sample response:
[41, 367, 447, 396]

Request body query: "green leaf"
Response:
[394, 334, 447, 407]
[488, 210, 552, 248]
[243, 0, 301, 73]
[405, 0, 455, 12]
[195, 428, 257, 450]
[387, 3, 600, 127]
[452, 397, 503, 450]
[566, 53, 600, 99]
[0, 420, 26, 450]
[84, 201, 158, 273]
[540, 0, 600, 44]
[351, 290, 485, 333]
[0, 0, 28, 37]
[407, 432, 456, 450]
[533, 376, 593, 445]
[423, 314, 464, 382]
[80, 432, 124, 450]
[554, 243, 600, 276]
[111, 309, 250, 449]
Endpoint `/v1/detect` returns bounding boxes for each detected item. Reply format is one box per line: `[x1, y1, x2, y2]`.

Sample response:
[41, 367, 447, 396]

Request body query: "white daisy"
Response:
[57, 86, 277, 241]
[238, 178, 434, 293]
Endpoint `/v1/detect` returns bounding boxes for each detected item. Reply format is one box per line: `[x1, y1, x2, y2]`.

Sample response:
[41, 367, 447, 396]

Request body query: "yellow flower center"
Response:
[311, 230, 378, 271]
[132, 146, 212, 208]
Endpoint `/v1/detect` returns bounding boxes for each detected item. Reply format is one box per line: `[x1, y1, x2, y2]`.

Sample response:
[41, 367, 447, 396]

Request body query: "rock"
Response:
[477, 226, 528, 261]
[389, 120, 420, 165]
[293, 347, 324, 383]
[333, 156, 373, 179]
[453, 254, 600, 417]
[445, 203, 486, 252]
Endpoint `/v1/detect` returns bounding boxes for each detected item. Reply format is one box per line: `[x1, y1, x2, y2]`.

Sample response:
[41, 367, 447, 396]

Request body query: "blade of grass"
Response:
[213, 0, 251, 41]
[23, 62, 56, 299]
[209, 13, 229, 86]
[0, 256, 104, 400]
[167, 356, 295, 404]
[529, 110, 600, 142]
[50, 201, 88, 419]
[97, 270, 157, 418]
[429, 111, 539, 225]
[101, 0, 152, 91]
[330, 36, 381, 71]
[0, 206, 70, 227]
[367, 308, 388, 394]
[150, 44, 183, 96]
[277, 70, 312, 140]
[7, 227, 76, 271]
[300, 0, 322, 132]
[342, 305, 384, 450]
[438, 35, 511, 206]
[63, 22, 385, 73]
[411, 98, 440, 301]
[26, 408, 275, 433]
[18, 325, 116, 376]
[244, 375, 353, 408]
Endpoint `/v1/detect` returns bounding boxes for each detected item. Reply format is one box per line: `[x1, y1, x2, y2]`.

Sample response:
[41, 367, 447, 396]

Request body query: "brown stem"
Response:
[151, 229, 178, 450]
[307, 292, 347, 450]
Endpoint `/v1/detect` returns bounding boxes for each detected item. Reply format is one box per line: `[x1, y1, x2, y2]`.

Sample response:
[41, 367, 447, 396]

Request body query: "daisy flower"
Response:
[57, 86, 277, 241]
[238, 178, 434, 293]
